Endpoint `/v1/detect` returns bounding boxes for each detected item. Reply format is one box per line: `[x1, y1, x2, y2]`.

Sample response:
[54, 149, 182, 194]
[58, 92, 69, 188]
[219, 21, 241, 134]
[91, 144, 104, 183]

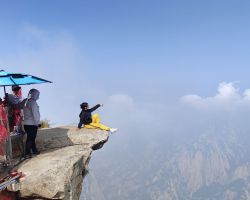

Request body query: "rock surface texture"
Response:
[15, 127, 109, 200]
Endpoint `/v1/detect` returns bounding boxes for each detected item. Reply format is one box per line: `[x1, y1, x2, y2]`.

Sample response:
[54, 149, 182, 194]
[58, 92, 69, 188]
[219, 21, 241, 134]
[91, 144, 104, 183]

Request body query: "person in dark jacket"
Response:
[6, 85, 26, 132]
[78, 102, 118, 133]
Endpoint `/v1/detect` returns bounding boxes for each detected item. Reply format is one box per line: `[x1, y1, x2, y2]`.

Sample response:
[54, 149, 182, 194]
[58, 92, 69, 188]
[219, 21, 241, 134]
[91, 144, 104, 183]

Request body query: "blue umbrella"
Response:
[0, 70, 52, 85]
[0, 70, 52, 93]
[0, 70, 52, 168]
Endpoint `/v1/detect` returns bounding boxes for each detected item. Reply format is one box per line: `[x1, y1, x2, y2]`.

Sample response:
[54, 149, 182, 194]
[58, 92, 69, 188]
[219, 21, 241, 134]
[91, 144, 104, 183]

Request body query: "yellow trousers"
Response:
[84, 114, 110, 131]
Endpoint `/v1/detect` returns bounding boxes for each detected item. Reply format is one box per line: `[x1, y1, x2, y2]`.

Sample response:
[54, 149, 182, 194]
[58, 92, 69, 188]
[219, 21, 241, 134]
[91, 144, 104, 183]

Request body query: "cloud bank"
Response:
[0, 24, 111, 125]
[2, 24, 250, 140]
[181, 82, 250, 112]
[0, 24, 156, 129]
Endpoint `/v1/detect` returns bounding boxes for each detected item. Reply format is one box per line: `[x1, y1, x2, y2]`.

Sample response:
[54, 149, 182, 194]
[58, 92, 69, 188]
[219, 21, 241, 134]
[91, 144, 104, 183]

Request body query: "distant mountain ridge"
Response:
[83, 129, 250, 200]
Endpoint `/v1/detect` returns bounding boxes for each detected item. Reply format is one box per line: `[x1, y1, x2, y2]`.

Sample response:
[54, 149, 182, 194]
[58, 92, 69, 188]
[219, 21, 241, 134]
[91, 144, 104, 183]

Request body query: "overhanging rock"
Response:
[15, 127, 109, 200]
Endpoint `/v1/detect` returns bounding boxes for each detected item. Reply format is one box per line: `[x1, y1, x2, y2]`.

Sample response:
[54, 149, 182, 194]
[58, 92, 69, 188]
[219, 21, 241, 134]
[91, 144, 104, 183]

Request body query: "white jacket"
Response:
[23, 89, 40, 126]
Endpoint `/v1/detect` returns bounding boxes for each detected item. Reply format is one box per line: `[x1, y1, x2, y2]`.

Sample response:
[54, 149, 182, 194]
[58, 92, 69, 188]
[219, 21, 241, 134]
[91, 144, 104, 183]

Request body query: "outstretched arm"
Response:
[89, 104, 101, 112]
[12, 98, 27, 109]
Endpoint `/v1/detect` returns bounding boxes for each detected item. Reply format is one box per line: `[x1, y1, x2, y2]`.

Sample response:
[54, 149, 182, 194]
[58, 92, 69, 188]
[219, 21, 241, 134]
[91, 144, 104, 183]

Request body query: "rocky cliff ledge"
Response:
[15, 127, 109, 200]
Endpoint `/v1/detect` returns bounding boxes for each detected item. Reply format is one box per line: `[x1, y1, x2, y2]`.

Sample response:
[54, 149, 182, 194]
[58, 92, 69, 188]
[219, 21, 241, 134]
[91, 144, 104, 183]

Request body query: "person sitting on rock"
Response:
[77, 102, 118, 133]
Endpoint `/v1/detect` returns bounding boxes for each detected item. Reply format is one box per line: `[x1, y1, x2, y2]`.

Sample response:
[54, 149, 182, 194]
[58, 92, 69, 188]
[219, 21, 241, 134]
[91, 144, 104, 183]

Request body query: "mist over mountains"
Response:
[82, 128, 250, 200]
[81, 83, 250, 200]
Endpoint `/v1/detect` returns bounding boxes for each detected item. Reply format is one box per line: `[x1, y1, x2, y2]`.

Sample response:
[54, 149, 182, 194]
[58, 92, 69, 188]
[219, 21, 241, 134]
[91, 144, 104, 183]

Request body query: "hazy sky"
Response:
[0, 0, 250, 130]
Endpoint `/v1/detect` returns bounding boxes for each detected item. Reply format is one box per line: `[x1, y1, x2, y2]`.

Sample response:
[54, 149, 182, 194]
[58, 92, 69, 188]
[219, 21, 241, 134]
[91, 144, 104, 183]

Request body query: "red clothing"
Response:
[0, 191, 15, 200]
[8, 91, 23, 132]
[0, 103, 8, 156]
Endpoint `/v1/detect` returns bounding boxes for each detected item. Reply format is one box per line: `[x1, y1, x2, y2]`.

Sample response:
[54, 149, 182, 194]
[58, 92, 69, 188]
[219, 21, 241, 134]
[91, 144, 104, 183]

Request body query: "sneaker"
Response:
[33, 151, 40, 155]
[110, 128, 118, 133]
[24, 154, 32, 159]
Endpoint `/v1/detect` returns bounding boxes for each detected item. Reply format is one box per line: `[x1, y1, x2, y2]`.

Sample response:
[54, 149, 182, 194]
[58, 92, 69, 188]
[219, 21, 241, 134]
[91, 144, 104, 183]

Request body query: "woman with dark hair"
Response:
[78, 102, 118, 133]
[6, 85, 25, 132]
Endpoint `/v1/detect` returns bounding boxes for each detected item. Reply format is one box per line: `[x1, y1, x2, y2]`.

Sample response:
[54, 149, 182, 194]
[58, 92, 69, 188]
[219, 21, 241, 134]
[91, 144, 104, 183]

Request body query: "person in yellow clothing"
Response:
[77, 102, 118, 133]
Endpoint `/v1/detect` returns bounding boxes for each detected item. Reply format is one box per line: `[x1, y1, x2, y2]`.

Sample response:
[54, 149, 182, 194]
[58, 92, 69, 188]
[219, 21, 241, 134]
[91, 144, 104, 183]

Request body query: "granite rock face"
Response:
[15, 127, 109, 200]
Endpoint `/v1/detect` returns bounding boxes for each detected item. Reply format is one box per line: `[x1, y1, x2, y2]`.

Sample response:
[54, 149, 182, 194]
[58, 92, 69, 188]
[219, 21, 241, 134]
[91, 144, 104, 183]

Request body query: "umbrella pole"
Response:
[3, 86, 6, 95]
